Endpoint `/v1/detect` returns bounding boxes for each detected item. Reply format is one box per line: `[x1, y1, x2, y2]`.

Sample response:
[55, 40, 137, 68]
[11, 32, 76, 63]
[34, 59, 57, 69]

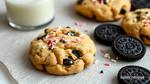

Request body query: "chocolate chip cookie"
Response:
[29, 27, 96, 75]
[122, 8, 150, 45]
[75, 0, 131, 21]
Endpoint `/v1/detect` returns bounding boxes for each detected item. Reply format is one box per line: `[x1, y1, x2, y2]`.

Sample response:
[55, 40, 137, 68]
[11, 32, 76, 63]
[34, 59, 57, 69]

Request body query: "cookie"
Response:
[122, 8, 150, 45]
[75, 0, 131, 21]
[112, 35, 146, 61]
[131, 0, 150, 10]
[94, 24, 125, 46]
[118, 65, 150, 84]
[29, 27, 96, 75]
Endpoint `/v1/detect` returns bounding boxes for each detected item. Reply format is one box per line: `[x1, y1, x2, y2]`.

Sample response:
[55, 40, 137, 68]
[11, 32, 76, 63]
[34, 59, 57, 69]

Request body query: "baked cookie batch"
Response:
[76, 0, 150, 45]
[29, 0, 150, 83]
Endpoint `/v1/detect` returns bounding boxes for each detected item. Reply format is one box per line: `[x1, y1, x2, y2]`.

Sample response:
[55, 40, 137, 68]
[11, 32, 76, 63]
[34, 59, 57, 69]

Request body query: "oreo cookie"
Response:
[118, 65, 150, 84]
[131, 0, 150, 10]
[94, 24, 125, 46]
[112, 35, 146, 61]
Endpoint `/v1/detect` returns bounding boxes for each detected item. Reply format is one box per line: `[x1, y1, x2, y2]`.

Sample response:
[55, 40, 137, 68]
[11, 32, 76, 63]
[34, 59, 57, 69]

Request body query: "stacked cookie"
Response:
[94, 24, 146, 61]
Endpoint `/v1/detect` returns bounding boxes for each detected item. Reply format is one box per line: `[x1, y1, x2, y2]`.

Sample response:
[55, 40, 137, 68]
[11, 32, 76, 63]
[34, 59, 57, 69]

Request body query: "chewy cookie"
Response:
[29, 27, 96, 75]
[75, 0, 131, 21]
[118, 65, 150, 84]
[122, 8, 150, 45]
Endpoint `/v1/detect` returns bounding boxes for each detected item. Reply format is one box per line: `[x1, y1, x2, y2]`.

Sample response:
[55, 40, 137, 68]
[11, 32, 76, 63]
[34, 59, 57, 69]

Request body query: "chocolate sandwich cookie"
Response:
[131, 0, 150, 10]
[112, 35, 146, 61]
[94, 24, 125, 46]
[118, 65, 150, 84]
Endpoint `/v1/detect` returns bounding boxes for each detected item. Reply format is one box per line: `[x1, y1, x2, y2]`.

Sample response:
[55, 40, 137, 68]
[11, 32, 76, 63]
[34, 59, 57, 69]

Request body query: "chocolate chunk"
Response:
[72, 50, 82, 58]
[77, 0, 83, 5]
[63, 58, 74, 65]
[120, 8, 126, 14]
[66, 31, 77, 36]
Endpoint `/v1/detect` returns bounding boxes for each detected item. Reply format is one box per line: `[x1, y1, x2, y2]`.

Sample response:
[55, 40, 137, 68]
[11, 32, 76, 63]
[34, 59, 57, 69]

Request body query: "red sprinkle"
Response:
[48, 39, 54, 47]
[100, 48, 105, 54]
[47, 36, 56, 49]
[104, 63, 110, 67]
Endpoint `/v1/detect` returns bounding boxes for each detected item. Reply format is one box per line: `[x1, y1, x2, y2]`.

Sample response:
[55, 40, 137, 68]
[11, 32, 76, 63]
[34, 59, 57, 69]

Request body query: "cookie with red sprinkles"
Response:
[29, 27, 96, 75]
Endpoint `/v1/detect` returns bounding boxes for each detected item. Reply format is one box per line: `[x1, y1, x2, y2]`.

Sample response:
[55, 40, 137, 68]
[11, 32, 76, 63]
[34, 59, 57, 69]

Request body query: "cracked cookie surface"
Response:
[122, 8, 150, 45]
[29, 27, 96, 75]
[75, 0, 131, 21]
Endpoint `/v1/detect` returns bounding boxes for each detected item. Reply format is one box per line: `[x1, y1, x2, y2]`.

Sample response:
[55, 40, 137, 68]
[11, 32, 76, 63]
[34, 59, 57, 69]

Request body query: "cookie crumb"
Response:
[111, 59, 117, 63]
[104, 53, 110, 59]
[94, 60, 99, 64]
[100, 70, 104, 74]
[116, 57, 119, 60]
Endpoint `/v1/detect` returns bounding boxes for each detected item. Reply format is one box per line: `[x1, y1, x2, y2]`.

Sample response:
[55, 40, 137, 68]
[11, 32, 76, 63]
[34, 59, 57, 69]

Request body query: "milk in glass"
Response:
[5, 0, 54, 30]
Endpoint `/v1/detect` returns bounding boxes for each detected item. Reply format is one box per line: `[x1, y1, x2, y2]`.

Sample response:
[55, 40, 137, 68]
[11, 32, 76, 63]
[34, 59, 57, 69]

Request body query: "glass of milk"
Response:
[5, 0, 55, 30]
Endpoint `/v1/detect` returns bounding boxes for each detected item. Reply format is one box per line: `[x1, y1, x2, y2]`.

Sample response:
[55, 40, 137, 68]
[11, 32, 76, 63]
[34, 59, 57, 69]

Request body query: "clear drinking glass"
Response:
[5, 0, 55, 30]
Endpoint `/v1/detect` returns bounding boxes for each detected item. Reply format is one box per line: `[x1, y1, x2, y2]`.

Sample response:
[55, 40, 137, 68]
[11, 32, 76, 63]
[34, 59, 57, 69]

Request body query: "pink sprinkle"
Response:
[74, 20, 86, 27]
[142, 19, 150, 27]
[100, 48, 105, 54]
[48, 35, 54, 38]
[48, 39, 53, 47]
[47, 37, 57, 49]
[104, 63, 110, 67]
